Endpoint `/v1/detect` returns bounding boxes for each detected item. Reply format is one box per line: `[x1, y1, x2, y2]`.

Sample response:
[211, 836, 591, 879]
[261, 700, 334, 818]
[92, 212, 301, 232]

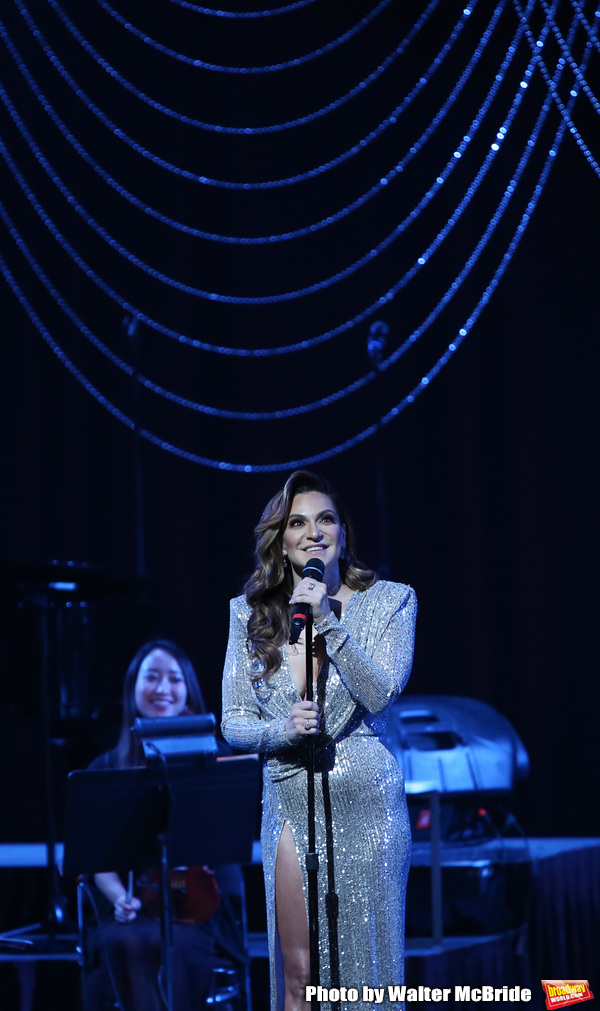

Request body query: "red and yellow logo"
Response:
[541, 981, 594, 1009]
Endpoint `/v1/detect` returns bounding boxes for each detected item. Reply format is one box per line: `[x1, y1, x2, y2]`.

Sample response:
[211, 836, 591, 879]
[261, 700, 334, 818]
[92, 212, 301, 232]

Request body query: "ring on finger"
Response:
[304, 722, 311, 730]
[308, 582, 315, 590]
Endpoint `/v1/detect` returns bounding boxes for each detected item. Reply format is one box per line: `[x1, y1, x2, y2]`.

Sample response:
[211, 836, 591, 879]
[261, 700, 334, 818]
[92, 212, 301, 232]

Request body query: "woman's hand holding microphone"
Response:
[289, 574, 331, 625]
[285, 571, 329, 742]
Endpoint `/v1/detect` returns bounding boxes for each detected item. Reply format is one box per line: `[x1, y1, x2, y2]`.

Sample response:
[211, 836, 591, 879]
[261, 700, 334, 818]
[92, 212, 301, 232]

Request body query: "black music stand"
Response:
[63, 754, 260, 1011]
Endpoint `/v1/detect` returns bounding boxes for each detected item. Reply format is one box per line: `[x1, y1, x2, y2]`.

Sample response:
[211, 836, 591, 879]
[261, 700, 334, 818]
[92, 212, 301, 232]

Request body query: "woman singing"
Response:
[221, 471, 417, 1011]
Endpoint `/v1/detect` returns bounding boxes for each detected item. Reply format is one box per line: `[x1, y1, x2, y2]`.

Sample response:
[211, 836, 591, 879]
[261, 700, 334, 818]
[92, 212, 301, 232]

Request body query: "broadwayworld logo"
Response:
[542, 981, 594, 1009]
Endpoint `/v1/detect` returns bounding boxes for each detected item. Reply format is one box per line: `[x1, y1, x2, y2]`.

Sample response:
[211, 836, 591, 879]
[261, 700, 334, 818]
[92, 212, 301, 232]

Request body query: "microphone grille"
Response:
[302, 557, 325, 581]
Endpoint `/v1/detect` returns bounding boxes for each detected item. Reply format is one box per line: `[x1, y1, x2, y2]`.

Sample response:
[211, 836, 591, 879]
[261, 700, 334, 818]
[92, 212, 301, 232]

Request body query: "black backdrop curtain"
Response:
[0, 0, 598, 837]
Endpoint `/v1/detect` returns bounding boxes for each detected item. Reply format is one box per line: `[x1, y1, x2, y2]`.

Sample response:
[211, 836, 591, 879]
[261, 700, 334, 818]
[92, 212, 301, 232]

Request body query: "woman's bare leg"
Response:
[275, 822, 311, 1011]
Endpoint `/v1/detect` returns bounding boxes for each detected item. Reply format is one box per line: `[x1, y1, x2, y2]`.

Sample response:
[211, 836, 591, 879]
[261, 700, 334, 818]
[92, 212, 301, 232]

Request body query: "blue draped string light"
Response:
[1, 7, 495, 249]
[567, 0, 600, 53]
[2, 7, 497, 265]
[14, 0, 440, 142]
[0, 4, 479, 228]
[0, 0, 598, 471]
[33, 0, 454, 175]
[165, 0, 319, 17]
[92, 0, 393, 72]
[0, 1, 526, 311]
[537, 0, 600, 108]
[512, 0, 600, 177]
[0, 0, 574, 432]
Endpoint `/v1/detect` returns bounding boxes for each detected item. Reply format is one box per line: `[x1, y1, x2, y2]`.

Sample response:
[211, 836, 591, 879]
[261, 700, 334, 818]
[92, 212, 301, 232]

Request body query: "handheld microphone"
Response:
[289, 557, 325, 645]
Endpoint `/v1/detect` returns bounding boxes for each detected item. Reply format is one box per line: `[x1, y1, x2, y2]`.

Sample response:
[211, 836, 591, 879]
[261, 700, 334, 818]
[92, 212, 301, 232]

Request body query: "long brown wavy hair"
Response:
[245, 470, 377, 680]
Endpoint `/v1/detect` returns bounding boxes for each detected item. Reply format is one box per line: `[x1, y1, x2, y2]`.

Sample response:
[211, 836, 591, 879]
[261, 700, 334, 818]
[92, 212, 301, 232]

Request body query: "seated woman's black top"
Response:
[81, 747, 248, 1011]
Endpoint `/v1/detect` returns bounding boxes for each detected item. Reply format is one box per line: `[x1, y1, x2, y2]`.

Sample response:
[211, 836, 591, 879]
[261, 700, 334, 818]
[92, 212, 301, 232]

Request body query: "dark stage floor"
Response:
[1, 837, 598, 1011]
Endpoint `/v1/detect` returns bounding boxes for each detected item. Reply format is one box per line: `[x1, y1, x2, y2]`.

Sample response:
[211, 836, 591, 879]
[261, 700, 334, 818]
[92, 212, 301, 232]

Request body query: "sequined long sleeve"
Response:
[315, 581, 416, 714]
[221, 597, 294, 754]
[221, 580, 416, 1010]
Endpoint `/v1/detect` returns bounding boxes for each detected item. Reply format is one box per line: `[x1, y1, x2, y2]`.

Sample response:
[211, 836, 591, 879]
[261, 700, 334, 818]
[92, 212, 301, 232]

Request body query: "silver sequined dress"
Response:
[221, 580, 417, 1011]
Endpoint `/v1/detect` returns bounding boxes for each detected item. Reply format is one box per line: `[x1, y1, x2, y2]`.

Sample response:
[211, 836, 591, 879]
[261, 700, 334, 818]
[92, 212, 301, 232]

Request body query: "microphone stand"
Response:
[157, 824, 174, 1011]
[304, 607, 320, 991]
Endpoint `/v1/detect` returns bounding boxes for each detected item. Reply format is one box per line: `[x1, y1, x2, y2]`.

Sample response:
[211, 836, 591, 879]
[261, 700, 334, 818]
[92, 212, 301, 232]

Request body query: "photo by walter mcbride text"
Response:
[304, 985, 533, 1003]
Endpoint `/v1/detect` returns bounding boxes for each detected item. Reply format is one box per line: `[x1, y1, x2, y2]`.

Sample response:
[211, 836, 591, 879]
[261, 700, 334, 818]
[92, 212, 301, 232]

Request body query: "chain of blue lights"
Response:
[1, 8, 514, 295]
[513, 0, 600, 178]
[0, 197, 133, 378]
[0, 138, 562, 473]
[0, 5, 479, 240]
[568, 0, 600, 54]
[0, 246, 379, 471]
[0, 105, 464, 305]
[93, 0, 392, 73]
[0, 0, 535, 353]
[3, 195, 379, 426]
[383, 60, 564, 374]
[2, 4, 487, 241]
[3, 0, 594, 380]
[0, 243, 379, 472]
[19, 0, 440, 141]
[381, 19, 590, 425]
[0, 196, 372, 420]
[166, 49, 587, 465]
[1, 15, 587, 471]
[166, 0, 318, 16]
[39, 0, 450, 163]
[1, 3, 524, 304]
[0, 134, 405, 358]
[3, 0, 595, 469]
[0, 57, 548, 426]
[0, 2, 485, 216]
[0, 197, 373, 420]
[0, 0, 563, 426]
[536, 0, 600, 115]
